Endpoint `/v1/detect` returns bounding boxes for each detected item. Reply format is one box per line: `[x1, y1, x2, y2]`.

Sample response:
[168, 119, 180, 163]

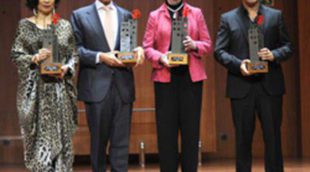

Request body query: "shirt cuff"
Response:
[96, 53, 101, 64]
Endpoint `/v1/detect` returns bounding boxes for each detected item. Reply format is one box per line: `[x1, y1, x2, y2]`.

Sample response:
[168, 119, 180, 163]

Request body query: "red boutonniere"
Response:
[132, 9, 141, 20]
[256, 15, 264, 26]
[52, 13, 61, 25]
[183, 6, 190, 18]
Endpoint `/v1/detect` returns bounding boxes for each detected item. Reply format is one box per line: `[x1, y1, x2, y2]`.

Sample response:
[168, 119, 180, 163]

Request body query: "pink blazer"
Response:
[143, 3, 212, 83]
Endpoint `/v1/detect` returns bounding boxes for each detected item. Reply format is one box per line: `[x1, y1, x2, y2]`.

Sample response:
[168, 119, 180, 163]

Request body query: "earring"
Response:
[33, 8, 38, 16]
[53, 8, 56, 15]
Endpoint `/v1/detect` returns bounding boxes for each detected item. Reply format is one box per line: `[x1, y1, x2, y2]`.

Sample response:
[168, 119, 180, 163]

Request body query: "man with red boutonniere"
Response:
[71, 0, 145, 171]
[214, 0, 293, 171]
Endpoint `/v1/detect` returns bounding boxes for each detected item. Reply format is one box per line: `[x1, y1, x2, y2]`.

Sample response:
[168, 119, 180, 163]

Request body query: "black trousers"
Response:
[231, 83, 283, 172]
[154, 68, 203, 172]
[85, 81, 132, 172]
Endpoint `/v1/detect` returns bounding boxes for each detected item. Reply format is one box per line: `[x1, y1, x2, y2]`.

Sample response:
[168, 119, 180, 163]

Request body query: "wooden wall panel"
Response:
[193, 0, 218, 153]
[298, 0, 310, 158]
[0, 0, 23, 164]
[0, 1, 20, 136]
[212, 0, 241, 158]
[276, 0, 300, 158]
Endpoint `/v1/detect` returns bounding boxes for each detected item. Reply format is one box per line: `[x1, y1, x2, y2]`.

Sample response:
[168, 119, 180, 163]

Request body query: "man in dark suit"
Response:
[214, 0, 292, 172]
[71, 0, 144, 171]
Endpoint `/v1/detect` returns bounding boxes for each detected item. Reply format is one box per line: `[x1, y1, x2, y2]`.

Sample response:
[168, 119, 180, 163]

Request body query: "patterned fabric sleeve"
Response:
[11, 19, 39, 145]
[63, 21, 79, 78]
[61, 20, 78, 125]
[11, 20, 36, 75]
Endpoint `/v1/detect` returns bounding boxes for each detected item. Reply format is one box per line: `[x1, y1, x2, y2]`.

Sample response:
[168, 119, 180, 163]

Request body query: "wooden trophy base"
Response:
[117, 52, 137, 65]
[40, 63, 62, 75]
[247, 61, 269, 74]
[168, 53, 188, 65]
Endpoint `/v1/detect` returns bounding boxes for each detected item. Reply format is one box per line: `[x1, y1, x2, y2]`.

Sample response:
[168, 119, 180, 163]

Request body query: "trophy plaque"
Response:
[116, 9, 141, 65]
[247, 24, 268, 74]
[168, 17, 188, 65]
[117, 19, 138, 64]
[40, 26, 62, 75]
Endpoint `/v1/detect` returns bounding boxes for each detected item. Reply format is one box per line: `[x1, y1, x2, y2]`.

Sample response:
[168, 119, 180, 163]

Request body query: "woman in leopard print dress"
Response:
[11, 0, 78, 171]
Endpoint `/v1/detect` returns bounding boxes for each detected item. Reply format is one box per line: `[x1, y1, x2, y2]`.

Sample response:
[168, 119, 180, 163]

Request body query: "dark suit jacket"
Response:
[71, 3, 135, 103]
[214, 5, 293, 99]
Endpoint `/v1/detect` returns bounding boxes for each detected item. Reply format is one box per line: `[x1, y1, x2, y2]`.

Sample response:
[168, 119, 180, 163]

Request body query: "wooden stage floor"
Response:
[1, 159, 310, 172]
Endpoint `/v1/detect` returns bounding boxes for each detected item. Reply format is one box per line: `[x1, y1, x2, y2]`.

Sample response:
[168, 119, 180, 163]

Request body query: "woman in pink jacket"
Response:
[143, 0, 212, 171]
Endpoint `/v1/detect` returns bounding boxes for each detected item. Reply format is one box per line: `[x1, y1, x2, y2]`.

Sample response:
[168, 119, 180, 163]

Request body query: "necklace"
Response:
[166, 3, 184, 19]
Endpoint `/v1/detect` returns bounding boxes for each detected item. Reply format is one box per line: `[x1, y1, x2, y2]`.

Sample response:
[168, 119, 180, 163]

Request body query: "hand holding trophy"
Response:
[133, 46, 145, 67]
[39, 13, 66, 78]
[32, 48, 51, 65]
[246, 14, 269, 74]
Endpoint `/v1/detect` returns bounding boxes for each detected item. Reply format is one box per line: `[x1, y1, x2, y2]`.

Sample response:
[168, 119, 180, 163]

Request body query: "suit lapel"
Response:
[159, 4, 172, 52]
[235, 9, 249, 43]
[185, 4, 194, 37]
[86, 3, 110, 51]
[260, 6, 268, 35]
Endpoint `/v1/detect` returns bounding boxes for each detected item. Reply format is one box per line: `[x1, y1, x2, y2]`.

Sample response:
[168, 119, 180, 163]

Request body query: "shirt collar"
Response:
[96, 0, 115, 11]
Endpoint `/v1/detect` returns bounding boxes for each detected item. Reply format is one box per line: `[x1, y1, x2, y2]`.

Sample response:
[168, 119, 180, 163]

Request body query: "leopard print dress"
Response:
[11, 18, 78, 172]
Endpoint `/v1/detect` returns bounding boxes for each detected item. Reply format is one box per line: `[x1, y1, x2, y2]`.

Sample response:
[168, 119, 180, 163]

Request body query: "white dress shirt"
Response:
[95, 0, 119, 63]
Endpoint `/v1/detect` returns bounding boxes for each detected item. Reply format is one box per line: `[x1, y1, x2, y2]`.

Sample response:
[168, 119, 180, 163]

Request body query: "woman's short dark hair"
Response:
[26, 0, 61, 10]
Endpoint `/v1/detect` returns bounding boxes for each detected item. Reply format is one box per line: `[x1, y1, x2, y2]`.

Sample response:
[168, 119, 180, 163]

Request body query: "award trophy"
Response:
[167, 8, 189, 65]
[40, 15, 62, 75]
[117, 9, 141, 65]
[247, 15, 268, 74]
